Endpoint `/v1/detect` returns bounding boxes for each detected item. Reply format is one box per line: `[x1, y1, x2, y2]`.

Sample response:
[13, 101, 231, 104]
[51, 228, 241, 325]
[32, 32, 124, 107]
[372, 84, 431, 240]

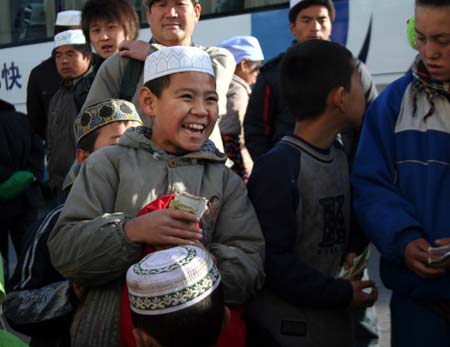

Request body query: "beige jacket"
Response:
[48, 126, 265, 347]
[81, 44, 235, 151]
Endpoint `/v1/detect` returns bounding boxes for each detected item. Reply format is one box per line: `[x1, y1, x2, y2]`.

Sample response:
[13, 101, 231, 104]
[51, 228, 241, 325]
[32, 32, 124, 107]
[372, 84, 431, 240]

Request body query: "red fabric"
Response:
[119, 194, 246, 347]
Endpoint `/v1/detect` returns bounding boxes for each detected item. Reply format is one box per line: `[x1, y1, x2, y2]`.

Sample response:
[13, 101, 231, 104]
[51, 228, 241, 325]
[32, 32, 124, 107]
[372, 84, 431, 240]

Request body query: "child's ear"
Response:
[139, 86, 157, 117]
[330, 86, 346, 112]
[76, 149, 90, 165]
[132, 328, 160, 347]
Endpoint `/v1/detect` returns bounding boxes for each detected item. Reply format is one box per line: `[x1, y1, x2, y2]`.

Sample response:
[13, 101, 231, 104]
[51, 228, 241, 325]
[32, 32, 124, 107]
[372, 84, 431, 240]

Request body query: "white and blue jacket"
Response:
[352, 71, 450, 300]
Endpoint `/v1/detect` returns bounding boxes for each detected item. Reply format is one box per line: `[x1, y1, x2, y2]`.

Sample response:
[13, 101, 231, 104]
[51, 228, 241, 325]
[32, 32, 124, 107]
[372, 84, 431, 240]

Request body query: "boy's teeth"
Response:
[186, 124, 205, 130]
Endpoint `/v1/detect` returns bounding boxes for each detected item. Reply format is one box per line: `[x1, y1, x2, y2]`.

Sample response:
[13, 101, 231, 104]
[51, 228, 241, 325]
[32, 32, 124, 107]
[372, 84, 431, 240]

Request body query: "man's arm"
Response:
[244, 71, 275, 160]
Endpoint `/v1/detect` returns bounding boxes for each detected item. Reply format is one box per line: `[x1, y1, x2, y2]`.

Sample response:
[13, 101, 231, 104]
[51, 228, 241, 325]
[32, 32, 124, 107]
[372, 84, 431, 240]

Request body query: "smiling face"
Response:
[55, 45, 91, 79]
[415, 4, 450, 81]
[290, 5, 332, 43]
[89, 19, 128, 59]
[146, 0, 201, 46]
[140, 71, 218, 153]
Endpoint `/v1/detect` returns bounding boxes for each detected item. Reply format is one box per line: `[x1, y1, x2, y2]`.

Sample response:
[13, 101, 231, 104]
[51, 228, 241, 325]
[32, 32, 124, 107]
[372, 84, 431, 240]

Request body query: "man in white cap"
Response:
[81, 0, 235, 151]
[48, 45, 264, 347]
[244, 1, 380, 347]
[46, 29, 92, 204]
[27, 10, 82, 142]
[127, 246, 229, 347]
[217, 35, 264, 180]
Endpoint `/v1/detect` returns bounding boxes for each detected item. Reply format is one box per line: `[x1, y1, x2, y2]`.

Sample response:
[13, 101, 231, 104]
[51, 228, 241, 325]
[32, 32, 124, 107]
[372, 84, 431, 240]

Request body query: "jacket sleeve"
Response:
[208, 170, 265, 306]
[47, 151, 142, 287]
[244, 71, 274, 160]
[80, 54, 127, 110]
[351, 79, 423, 263]
[248, 149, 353, 308]
[26, 68, 47, 140]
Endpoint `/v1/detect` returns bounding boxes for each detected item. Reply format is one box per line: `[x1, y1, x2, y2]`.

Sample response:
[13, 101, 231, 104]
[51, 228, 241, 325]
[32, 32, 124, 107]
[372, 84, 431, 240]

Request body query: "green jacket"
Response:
[48, 126, 265, 347]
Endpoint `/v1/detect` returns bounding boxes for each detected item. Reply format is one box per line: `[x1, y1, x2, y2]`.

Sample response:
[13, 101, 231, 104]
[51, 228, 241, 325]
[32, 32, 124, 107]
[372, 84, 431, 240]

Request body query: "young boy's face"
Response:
[89, 19, 128, 59]
[415, 5, 450, 81]
[93, 120, 142, 151]
[146, 0, 201, 46]
[55, 45, 91, 80]
[290, 5, 332, 44]
[141, 71, 218, 153]
[341, 68, 365, 127]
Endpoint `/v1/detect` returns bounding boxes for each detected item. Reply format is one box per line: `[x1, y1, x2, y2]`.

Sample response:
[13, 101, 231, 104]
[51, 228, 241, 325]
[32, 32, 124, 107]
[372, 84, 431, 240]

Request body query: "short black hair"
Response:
[289, 0, 336, 23]
[416, 0, 450, 6]
[280, 39, 355, 121]
[81, 0, 139, 46]
[132, 283, 225, 347]
[143, 74, 172, 97]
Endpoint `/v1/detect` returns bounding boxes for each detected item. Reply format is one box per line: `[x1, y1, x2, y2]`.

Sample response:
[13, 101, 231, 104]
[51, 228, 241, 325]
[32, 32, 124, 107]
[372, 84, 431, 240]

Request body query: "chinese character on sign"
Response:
[1, 62, 22, 90]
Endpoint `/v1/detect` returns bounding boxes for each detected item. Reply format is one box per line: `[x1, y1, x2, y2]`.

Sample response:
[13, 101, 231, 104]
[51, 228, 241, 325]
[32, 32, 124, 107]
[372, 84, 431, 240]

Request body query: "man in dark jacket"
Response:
[0, 99, 44, 274]
[27, 10, 81, 141]
[244, 0, 378, 161]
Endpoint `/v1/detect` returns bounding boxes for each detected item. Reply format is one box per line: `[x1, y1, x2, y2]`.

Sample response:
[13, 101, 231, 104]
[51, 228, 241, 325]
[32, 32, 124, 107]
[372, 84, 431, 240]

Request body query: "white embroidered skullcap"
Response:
[127, 246, 221, 315]
[54, 29, 86, 48]
[55, 10, 81, 26]
[290, 0, 303, 8]
[218, 36, 264, 64]
[143, 46, 214, 84]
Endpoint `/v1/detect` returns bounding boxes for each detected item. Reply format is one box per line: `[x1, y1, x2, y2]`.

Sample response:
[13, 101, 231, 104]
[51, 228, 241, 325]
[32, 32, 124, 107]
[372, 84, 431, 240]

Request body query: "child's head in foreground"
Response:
[139, 46, 218, 154]
[127, 245, 226, 347]
[280, 39, 365, 127]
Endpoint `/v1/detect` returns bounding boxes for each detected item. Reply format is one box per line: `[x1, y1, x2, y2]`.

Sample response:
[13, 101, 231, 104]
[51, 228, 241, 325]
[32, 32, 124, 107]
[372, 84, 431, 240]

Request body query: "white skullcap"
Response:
[54, 30, 86, 48]
[55, 10, 81, 26]
[144, 46, 214, 84]
[218, 36, 264, 64]
[290, 0, 304, 8]
[127, 246, 221, 315]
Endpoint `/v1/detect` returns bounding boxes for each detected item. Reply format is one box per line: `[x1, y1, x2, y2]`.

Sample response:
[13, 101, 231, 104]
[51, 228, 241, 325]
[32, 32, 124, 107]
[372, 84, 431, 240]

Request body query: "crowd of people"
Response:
[1, 0, 449, 347]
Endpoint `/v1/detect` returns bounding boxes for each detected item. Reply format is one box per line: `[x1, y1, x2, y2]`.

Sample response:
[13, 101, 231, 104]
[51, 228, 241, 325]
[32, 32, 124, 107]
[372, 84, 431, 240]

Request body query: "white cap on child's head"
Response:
[54, 29, 86, 48]
[126, 246, 221, 315]
[55, 10, 81, 26]
[218, 36, 264, 64]
[143, 46, 214, 84]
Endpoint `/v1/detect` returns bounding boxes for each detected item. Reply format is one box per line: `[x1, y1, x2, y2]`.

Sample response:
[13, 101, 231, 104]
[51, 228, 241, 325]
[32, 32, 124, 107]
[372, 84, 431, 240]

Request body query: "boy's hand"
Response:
[349, 280, 378, 309]
[124, 209, 203, 247]
[119, 39, 151, 61]
[404, 238, 446, 278]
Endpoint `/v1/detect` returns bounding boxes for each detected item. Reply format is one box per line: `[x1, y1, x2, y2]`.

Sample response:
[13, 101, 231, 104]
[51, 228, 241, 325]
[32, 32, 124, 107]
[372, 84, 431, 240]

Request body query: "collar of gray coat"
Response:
[119, 126, 227, 163]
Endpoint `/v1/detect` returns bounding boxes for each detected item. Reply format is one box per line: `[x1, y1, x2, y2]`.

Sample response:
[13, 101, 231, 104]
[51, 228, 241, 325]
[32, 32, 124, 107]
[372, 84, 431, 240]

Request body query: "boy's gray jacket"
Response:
[48, 127, 265, 347]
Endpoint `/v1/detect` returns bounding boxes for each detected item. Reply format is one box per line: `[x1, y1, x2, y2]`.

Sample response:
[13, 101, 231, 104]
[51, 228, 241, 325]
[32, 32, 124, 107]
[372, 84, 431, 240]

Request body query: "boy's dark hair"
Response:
[289, 0, 336, 23]
[81, 0, 139, 45]
[145, 0, 197, 8]
[416, 0, 450, 6]
[144, 75, 172, 97]
[131, 283, 225, 347]
[280, 39, 355, 121]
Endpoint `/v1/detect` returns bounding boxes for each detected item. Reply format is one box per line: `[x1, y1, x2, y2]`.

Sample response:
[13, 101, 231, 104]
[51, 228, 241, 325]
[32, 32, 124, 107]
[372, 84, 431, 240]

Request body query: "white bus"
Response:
[0, 0, 416, 113]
